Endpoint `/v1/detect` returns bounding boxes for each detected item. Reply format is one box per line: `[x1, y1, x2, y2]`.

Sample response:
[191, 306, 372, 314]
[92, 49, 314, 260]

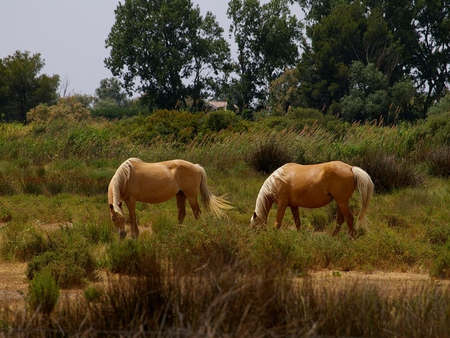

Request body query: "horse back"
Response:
[126, 159, 203, 203]
[278, 161, 356, 207]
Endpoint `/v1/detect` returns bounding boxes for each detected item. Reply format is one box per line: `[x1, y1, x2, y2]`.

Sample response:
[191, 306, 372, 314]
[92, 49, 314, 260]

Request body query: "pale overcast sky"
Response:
[0, 1, 302, 96]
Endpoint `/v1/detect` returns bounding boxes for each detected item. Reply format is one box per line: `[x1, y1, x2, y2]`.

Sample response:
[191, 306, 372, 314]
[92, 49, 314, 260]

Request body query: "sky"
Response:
[0, 1, 303, 96]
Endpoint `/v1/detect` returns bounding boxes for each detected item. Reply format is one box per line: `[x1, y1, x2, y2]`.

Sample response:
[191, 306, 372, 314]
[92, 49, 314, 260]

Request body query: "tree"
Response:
[381, 0, 450, 114]
[105, 0, 230, 110]
[227, 0, 302, 111]
[0, 51, 59, 122]
[296, 2, 403, 115]
[296, 0, 450, 117]
[95, 78, 128, 106]
[340, 61, 415, 123]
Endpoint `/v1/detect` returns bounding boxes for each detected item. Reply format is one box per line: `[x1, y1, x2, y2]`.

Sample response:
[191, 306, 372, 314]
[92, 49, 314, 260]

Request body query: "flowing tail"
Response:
[197, 165, 233, 216]
[351, 166, 374, 231]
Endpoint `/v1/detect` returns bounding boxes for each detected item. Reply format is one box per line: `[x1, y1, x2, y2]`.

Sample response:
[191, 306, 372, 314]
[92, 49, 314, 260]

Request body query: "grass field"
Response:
[0, 111, 449, 336]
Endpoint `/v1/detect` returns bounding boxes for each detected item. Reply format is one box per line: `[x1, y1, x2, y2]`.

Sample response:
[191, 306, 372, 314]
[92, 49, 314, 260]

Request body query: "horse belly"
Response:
[290, 190, 334, 209]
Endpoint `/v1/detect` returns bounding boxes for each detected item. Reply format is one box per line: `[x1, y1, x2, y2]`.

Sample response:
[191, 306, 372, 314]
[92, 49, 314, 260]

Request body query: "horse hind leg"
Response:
[334, 202, 354, 238]
[176, 191, 187, 224]
[186, 194, 201, 220]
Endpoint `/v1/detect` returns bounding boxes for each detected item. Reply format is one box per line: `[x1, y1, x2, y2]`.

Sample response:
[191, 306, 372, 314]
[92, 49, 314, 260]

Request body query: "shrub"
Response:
[247, 135, 295, 174]
[201, 110, 247, 133]
[106, 238, 161, 276]
[354, 151, 424, 193]
[430, 244, 450, 279]
[0, 223, 49, 261]
[26, 228, 98, 288]
[26, 270, 60, 316]
[424, 145, 450, 177]
[27, 97, 91, 124]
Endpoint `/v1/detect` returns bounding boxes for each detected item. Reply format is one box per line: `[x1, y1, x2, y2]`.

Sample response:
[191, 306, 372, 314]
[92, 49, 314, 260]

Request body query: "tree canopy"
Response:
[105, 0, 230, 110]
[294, 0, 450, 121]
[0, 51, 59, 122]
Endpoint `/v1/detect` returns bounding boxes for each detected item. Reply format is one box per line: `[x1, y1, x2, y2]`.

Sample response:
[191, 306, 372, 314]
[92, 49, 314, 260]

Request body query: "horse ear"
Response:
[109, 203, 114, 210]
[118, 202, 122, 208]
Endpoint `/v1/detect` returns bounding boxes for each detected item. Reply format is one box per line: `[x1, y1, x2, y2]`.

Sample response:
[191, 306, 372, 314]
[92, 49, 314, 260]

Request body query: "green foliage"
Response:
[0, 223, 49, 261]
[83, 285, 104, 303]
[200, 109, 247, 134]
[27, 96, 91, 124]
[423, 145, 450, 177]
[430, 243, 450, 279]
[247, 134, 296, 174]
[248, 229, 310, 274]
[105, 0, 230, 108]
[340, 62, 417, 123]
[354, 151, 424, 193]
[123, 110, 204, 143]
[0, 51, 59, 122]
[26, 270, 60, 316]
[227, 0, 302, 110]
[26, 228, 98, 288]
[428, 92, 450, 116]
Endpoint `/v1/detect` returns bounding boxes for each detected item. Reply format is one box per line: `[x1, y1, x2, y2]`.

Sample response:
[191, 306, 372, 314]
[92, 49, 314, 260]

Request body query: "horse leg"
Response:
[275, 204, 288, 229]
[290, 206, 301, 230]
[125, 199, 139, 239]
[332, 206, 345, 236]
[334, 202, 354, 238]
[187, 195, 201, 219]
[176, 191, 187, 224]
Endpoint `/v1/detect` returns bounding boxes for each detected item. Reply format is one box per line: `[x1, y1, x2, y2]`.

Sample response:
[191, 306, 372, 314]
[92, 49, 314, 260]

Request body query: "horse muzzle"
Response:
[119, 230, 127, 239]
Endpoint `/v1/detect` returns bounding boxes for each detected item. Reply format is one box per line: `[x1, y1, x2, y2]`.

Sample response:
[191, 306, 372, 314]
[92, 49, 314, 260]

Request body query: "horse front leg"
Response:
[275, 204, 288, 229]
[126, 199, 139, 239]
[290, 206, 301, 230]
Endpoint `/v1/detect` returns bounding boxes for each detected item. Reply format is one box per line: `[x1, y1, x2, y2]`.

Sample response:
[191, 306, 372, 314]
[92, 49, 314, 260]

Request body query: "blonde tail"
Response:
[352, 166, 374, 230]
[197, 165, 233, 216]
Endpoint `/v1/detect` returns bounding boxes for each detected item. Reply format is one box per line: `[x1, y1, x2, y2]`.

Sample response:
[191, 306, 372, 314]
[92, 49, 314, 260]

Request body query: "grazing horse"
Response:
[108, 158, 232, 239]
[250, 161, 374, 237]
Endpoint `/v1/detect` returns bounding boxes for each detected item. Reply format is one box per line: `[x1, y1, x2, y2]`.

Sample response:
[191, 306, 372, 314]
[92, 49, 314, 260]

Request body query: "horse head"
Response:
[109, 202, 127, 239]
[250, 211, 266, 227]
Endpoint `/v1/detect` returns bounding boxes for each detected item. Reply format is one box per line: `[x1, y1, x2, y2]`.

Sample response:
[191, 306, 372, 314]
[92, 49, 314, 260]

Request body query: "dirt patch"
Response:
[0, 262, 28, 307]
[1, 261, 447, 311]
[306, 270, 449, 298]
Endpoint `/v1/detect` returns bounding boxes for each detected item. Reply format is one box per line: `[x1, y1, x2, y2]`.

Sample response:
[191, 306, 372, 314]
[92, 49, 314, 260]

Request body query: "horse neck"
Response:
[254, 175, 277, 221]
[109, 160, 132, 209]
[109, 175, 122, 209]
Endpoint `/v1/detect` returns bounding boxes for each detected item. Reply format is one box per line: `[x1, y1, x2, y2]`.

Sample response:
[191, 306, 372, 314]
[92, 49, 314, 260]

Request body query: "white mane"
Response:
[110, 158, 142, 213]
[254, 165, 286, 221]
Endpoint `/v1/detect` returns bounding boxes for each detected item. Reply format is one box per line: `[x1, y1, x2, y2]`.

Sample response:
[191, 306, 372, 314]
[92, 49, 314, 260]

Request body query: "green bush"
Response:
[354, 151, 424, 193]
[25, 228, 98, 288]
[248, 230, 310, 274]
[424, 145, 450, 177]
[247, 136, 295, 174]
[27, 270, 60, 316]
[0, 223, 49, 261]
[201, 110, 247, 133]
[430, 244, 450, 279]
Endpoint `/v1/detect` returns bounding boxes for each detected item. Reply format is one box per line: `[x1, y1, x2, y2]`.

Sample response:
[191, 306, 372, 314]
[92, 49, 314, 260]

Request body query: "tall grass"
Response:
[1, 111, 450, 335]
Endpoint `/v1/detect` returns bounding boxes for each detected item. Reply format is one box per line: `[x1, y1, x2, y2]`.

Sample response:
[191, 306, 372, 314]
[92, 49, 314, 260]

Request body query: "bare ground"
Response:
[1, 223, 448, 310]
[1, 260, 448, 311]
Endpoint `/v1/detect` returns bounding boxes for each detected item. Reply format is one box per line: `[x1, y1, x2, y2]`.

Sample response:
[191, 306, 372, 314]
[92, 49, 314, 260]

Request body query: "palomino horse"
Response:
[108, 158, 232, 239]
[250, 161, 374, 237]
